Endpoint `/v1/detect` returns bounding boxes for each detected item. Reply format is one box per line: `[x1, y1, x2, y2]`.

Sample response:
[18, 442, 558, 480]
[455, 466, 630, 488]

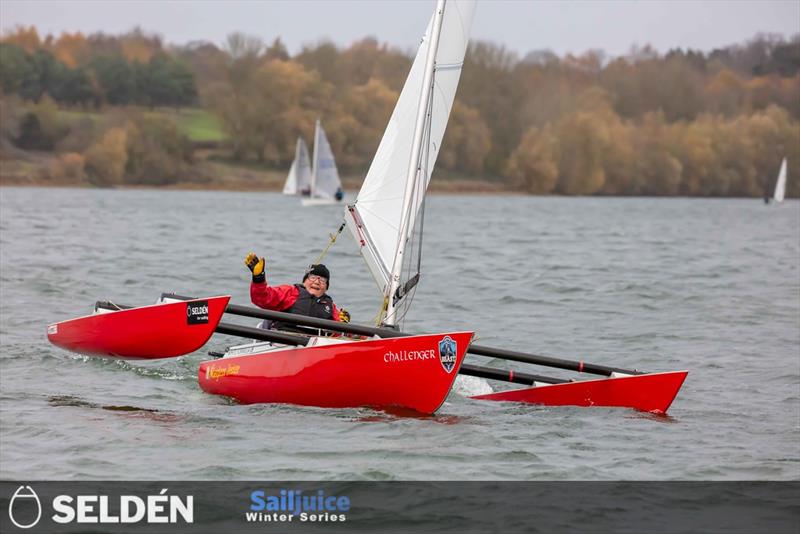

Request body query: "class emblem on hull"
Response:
[438, 335, 457, 373]
[8, 485, 42, 529]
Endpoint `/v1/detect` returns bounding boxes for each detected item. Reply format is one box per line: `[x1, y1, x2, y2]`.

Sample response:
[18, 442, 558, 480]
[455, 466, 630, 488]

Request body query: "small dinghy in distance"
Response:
[47, 296, 230, 359]
[300, 119, 344, 206]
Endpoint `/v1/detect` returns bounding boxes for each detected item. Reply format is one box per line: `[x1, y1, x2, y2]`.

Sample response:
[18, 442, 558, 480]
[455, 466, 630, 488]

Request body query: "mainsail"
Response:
[283, 137, 312, 196]
[774, 157, 787, 203]
[345, 0, 475, 326]
[310, 119, 343, 200]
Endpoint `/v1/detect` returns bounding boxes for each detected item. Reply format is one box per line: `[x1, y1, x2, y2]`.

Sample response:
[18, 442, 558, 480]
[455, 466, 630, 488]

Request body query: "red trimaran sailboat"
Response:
[47, 0, 686, 415]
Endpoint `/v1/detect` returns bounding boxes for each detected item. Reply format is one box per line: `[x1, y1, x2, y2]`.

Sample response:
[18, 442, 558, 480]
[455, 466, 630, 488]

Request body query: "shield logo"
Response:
[438, 335, 457, 373]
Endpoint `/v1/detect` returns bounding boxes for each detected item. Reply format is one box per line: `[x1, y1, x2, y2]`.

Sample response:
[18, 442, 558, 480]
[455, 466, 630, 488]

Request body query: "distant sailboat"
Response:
[301, 119, 344, 206]
[282, 138, 312, 196]
[773, 157, 787, 204]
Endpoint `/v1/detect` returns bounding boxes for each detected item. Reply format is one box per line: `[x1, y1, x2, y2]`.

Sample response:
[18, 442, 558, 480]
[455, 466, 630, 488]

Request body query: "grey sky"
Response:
[1, 1, 798, 58]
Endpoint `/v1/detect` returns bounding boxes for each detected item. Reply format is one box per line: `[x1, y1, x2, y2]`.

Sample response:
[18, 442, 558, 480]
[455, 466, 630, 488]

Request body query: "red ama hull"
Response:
[472, 371, 688, 414]
[47, 296, 230, 359]
[198, 331, 473, 414]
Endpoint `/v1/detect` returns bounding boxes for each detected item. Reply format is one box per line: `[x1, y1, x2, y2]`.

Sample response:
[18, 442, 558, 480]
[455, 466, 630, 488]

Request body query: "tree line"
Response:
[1, 25, 798, 196]
[0, 27, 196, 107]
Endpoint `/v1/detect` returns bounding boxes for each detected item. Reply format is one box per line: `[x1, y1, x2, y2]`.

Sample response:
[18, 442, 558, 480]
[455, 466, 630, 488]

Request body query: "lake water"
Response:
[0, 187, 798, 481]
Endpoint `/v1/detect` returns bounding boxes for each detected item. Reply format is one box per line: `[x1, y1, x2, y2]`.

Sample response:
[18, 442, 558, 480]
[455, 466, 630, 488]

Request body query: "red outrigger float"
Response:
[471, 371, 688, 414]
[47, 296, 230, 359]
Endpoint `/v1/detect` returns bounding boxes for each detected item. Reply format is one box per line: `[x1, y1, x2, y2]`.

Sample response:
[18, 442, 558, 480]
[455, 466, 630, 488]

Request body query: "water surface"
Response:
[1, 188, 798, 480]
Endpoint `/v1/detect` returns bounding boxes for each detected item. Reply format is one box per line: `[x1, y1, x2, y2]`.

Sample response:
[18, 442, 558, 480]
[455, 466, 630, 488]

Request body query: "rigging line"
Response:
[415, 76, 435, 277]
[313, 221, 346, 265]
[395, 281, 420, 329]
[374, 296, 389, 327]
[416, 194, 426, 275]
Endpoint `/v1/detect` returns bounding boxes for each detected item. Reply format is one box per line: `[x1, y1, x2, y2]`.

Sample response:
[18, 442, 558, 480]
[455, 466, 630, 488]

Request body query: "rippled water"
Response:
[1, 187, 798, 480]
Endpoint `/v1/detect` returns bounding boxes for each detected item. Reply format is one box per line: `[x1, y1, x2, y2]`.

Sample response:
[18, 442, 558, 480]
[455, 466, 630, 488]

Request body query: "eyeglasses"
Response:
[306, 275, 327, 284]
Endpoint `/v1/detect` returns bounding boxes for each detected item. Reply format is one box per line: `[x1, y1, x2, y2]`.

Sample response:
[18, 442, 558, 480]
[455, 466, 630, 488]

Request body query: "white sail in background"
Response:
[308, 119, 343, 201]
[774, 157, 787, 203]
[345, 0, 475, 324]
[283, 138, 312, 195]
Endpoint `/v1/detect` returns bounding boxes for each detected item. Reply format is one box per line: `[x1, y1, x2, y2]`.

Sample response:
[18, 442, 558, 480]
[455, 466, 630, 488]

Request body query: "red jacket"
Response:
[250, 281, 342, 321]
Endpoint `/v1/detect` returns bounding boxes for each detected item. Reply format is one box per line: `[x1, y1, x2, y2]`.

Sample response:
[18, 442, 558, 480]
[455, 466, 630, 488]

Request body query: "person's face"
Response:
[304, 275, 327, 297]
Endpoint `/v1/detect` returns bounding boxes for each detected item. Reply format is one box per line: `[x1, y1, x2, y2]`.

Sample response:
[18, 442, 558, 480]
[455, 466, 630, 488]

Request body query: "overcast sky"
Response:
[1, 0, 798, 58]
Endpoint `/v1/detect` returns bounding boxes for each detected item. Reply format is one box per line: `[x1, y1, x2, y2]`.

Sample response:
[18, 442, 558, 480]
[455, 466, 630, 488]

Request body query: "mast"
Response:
[384, 0, 447, 327]
[310, 118, 321, 197]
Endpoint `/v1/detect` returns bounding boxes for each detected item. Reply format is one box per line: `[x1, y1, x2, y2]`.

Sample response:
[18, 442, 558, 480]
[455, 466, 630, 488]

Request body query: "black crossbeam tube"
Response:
[466, 344, 640, 376]
[459, 363, 568, 385]
[220, 321, 551, 387]
[223, 304, 642, 376]
[224, 303, 406, 339]
[215, 322, 310, 346]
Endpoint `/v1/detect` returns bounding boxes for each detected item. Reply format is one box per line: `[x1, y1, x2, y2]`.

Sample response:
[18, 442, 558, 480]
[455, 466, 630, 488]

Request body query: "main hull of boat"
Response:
[471, 370, 688, 414]
[198, 331, 473, 414]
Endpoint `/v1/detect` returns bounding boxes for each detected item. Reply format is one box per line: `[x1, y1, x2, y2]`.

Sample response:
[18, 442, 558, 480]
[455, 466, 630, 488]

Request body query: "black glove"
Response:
[245, 252, 266, 283]
[338, 308, 350, 323]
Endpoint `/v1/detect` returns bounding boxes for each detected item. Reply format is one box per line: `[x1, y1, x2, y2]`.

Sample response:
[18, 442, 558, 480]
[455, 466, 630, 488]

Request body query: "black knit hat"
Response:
[303, 264, 330, 287]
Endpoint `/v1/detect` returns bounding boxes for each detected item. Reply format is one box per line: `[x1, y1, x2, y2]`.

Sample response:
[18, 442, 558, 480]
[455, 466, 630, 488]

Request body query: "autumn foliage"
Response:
[1, 24, 798, 196]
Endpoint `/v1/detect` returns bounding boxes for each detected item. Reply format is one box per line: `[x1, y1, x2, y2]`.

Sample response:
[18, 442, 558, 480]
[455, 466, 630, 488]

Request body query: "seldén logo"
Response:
[186, 300, 209, 325]
[8, 486, 42, 529]
[6, 485, 194, 528]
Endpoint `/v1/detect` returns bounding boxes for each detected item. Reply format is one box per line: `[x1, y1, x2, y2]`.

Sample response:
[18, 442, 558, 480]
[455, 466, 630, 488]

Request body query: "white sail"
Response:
[345, 0, 475, 324]
[283, 138, 312, 195]
[774, 157, 787, 203]
[309, 119, 343, 200]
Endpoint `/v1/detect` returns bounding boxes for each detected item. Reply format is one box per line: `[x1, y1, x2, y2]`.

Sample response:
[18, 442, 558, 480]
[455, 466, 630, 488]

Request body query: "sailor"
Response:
[244, 253, 350, 333]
